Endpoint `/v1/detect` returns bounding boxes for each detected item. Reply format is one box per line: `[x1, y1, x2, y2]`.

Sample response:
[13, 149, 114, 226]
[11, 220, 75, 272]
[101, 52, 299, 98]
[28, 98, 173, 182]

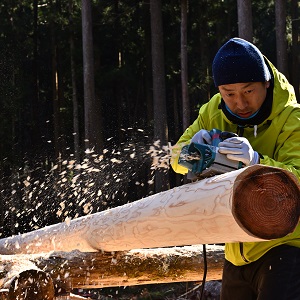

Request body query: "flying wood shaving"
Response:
[147, 141, 174, 170]
[65, 217, 71, 226]
[110, 158, 123, 164]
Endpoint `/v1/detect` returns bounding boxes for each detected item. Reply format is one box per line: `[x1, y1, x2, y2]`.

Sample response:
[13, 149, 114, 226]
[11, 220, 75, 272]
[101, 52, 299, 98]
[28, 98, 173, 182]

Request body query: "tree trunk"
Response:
[275, 0, 289, 77]
[150, 0, 169, 192]
[50, 0, 61, 158]
[0, 165, 299, 255]
[181, 0, 190, 131]
[31, 0, 40, 152]
[291, 0, 299, 99]
[82, 0, 103, 151]
[69, 0, 80, 162]
[112, 0, 124, 142]
[237, 0, 253, 42]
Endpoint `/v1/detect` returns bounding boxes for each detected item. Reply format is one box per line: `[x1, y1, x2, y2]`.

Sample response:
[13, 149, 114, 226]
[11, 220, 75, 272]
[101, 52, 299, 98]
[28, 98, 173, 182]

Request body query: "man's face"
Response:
[218, 82, 270, 119]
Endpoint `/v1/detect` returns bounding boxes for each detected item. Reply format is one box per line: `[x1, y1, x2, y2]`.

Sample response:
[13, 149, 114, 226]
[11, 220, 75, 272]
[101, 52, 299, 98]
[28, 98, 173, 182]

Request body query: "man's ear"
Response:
[265, 81, 271, 88]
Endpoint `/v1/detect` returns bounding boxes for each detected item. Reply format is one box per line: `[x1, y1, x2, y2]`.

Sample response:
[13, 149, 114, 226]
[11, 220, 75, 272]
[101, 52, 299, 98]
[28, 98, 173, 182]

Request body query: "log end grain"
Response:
[232, 165, 300, 240]
[8, 270, 55, 300]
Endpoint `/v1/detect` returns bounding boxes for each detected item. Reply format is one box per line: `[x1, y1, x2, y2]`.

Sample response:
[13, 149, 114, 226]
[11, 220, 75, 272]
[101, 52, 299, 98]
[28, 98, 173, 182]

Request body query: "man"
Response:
[171, 38, 300, 299]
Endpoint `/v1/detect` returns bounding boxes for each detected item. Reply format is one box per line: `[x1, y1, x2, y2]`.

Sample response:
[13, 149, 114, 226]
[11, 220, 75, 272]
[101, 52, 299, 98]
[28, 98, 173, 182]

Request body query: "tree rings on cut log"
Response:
[7, 270, 54, 300]
[232, 165, 300, 240]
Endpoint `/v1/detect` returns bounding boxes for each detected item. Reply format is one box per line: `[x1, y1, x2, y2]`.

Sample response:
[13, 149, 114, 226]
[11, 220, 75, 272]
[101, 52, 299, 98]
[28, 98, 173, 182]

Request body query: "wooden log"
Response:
[0, 245, 224, 290]
[0, 256, 55, 300]
[233, 165, 300, 239]
[0, 165, 299, 255]
[7, 270, 55, 300]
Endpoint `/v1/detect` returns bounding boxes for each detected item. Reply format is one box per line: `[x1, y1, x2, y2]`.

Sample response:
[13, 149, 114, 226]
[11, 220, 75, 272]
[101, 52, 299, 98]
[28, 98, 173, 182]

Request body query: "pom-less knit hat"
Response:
[212, 38, 271, 87]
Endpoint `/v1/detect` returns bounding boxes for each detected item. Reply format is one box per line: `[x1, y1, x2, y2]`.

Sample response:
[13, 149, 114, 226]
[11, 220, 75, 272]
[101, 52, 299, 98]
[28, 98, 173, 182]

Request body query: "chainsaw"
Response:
[178, 129, 244, 179]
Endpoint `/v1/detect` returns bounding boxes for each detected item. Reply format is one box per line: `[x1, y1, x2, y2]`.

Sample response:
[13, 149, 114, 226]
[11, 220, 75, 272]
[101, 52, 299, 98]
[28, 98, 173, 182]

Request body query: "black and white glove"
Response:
[191, 129, 212, 145]
[218, 137, 259, 166]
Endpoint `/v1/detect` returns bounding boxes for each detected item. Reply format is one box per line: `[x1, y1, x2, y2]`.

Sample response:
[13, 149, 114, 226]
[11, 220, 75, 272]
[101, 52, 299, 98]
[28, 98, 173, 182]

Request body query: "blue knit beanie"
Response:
[212, 38, 271, 87]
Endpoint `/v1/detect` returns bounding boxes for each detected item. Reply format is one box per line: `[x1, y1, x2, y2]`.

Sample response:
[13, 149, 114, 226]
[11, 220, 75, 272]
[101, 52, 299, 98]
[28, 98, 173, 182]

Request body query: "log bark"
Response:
[0, 245, 224, 290]
[0, 165, 299, 255]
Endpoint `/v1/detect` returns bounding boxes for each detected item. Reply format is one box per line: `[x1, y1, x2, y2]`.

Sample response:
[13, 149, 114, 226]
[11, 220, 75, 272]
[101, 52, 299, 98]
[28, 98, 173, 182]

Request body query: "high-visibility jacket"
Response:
[171, 58, 300, 266]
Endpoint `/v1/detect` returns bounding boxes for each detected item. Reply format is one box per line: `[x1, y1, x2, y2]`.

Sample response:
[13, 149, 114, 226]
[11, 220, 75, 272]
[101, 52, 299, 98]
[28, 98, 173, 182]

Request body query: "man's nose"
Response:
[236, 95, 248, 110]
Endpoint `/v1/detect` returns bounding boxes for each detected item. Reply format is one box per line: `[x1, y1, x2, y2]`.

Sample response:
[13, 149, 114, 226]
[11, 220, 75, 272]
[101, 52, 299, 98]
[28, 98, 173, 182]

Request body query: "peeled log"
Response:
[0, 165, 299, 255]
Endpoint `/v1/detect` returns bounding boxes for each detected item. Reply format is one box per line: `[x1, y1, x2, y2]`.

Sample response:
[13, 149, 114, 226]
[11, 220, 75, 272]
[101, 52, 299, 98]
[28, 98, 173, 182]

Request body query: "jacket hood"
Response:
[267, 58, 297, 119]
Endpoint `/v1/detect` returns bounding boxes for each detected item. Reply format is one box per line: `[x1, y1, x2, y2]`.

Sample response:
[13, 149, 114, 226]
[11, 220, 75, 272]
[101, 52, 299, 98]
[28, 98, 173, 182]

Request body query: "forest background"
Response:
[0, 0, 299, 240]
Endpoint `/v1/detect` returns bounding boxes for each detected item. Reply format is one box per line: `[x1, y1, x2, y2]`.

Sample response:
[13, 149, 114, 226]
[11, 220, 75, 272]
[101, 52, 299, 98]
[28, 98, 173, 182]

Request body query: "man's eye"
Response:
[245, 89, 253, 94]
[226, 93, 234, 97]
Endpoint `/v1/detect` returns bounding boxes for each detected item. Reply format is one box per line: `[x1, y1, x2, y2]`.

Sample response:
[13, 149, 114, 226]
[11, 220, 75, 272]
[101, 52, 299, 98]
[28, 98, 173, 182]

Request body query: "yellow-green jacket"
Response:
[171, 59, 300, 266]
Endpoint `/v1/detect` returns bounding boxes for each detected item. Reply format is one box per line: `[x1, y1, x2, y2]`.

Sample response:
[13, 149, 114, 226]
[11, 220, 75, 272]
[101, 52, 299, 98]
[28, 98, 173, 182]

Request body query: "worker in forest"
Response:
[171, 37, 300, 299]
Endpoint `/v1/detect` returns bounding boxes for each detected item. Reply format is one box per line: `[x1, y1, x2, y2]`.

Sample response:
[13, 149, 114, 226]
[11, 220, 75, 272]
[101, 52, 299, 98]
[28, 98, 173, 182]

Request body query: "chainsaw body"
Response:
[178, 129, 243, 178]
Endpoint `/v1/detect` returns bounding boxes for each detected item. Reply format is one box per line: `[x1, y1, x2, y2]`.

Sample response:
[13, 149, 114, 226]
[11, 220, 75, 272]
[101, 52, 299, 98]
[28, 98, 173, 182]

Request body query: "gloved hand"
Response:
[191, 129, 212, 145]
[218, 137, 259, 166]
